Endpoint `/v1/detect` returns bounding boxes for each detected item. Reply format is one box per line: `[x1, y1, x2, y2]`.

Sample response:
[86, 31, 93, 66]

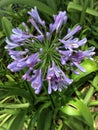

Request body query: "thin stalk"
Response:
[49, 94, 55, 109]
[43, 82, 55, 109]
[80, 0, 89, 24]
[84, 85, 94, 104]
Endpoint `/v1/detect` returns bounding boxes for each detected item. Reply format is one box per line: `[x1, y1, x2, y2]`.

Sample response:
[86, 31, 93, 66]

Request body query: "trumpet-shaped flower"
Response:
[47, 61, 73, 94]
[28, 6, 45, 26]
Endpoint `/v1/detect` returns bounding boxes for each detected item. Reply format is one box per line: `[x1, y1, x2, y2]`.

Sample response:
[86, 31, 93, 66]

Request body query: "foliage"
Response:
[0, 0, 98, 130]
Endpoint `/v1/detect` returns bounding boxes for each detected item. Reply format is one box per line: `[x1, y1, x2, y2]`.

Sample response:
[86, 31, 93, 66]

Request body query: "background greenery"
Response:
[0, 0, 98, 130]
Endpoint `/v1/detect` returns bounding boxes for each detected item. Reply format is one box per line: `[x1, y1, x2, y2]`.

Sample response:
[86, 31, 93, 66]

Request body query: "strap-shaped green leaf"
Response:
[63, 116, 85, 130]
[0, 0, 55, 16]
[37, 108, 53, 130]
[9, 110, 26, 130]
[0, 103, 30, 109]
[67, 2, 98, 17]
[1, 17, 13, 38]
[61, 99, 95, 129]
[0, 87, 32, 103]
[28, 110, 40, 130]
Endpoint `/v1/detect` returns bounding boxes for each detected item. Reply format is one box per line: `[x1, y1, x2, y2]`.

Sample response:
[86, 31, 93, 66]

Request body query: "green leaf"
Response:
[67, 2, 98, 17]
[1, 17, 13, 38]
[72, 59, 98, 82]
[28, 110, 40, 130]
[43, 110, 53, 130]
[61, 99, 95, 129]
[64, 116, 85, 130]
[6, 75, 15, 82]
[9, 110, 26, 130]
[92, 74, 98, 91]
[37, 108, 53, 130]
[28, 101, 51, 130]
[0, 103, 30, 109]
[61, 103, 80, 116]
[88, 40, 98, 49]
[83, 85, 94, 104]
[0, 115, 15, 130]
[46, 0, 57, 12]
[0, 87, 32, 103]
[0, 127, 7, 130]
[0, 0, 55, 16]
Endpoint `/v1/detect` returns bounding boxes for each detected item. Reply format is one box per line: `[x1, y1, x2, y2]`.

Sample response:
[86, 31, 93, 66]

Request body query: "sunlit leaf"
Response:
[61, 99, 95, 129]
[72, 59, 98, 82]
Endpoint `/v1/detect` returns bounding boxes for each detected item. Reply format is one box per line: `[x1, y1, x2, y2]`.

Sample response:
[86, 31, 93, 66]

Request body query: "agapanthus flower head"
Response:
[5, 7, 95, 94]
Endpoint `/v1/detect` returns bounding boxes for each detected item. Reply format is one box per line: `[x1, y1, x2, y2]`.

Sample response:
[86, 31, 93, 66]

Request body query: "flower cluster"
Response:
[5, 7, 95, 94]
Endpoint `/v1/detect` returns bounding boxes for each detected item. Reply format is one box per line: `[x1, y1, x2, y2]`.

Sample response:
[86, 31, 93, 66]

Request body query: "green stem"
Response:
[84, 85, 94, 104]
[80, 0, 89, 24]
[49, 95, 55, 109]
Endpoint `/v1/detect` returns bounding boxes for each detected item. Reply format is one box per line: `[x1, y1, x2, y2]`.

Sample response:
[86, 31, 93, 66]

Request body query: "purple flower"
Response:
[11, 28, 32, 43]
[28, 6, 45, 26]
[33, 34, 44, 42]
[47, 61, 73, 94]
[50, 11, 67, 33]
[29, 18, 43, 35]
[22, 67, 33, 80]
[59, 38, 87, 51]
[82, 47, 95, 60]
[7, 57, 27, 72]
[30, 69, 43, 94]
[5, 38, 21, 49]
[8, 49, 28, 60]
[68, 49, 95, 72]
[58, 50, 72, 65]
[46, 32, 51, 41]
[70, 62, 86, 72]
[63, 25, 82, 40]
[26, 53, 39, 67]
[5, 7, 95, 94]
